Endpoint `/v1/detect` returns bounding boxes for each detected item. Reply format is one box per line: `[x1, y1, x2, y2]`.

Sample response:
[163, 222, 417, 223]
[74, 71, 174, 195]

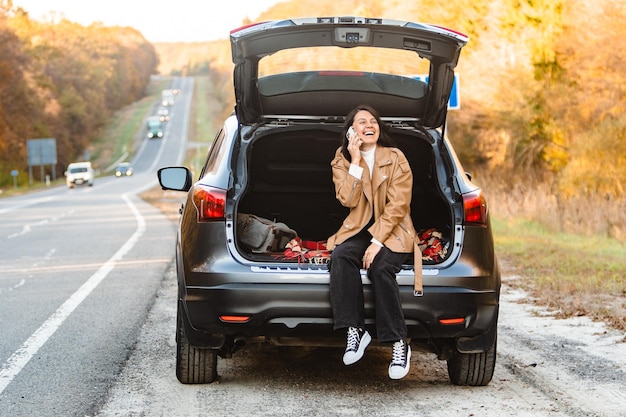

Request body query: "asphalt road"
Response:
[0, 77, 193, 417]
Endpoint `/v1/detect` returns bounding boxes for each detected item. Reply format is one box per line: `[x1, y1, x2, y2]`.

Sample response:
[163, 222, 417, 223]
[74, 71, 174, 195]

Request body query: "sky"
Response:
[11, 0, 283, 43]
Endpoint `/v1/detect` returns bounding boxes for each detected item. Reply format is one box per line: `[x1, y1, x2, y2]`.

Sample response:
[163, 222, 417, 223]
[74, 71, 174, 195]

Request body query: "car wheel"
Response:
[176, 302, 218, 384]
[446, 334, 496, 386]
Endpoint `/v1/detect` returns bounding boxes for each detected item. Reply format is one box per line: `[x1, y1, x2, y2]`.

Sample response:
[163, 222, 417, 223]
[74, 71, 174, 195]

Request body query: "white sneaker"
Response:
[342, 327, 371, 365]
[388, 340, 411, 379]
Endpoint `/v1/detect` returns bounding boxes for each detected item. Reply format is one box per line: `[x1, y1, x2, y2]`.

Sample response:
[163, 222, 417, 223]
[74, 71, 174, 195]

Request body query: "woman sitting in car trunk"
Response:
[326, 104, 422, 380]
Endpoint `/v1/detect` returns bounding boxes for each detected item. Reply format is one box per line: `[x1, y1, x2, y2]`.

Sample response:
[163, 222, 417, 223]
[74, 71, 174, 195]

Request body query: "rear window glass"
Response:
[258, 46, 430, 78]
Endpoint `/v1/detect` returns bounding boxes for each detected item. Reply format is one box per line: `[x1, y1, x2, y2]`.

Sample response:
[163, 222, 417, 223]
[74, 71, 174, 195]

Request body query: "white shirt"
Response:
[348, 147, 375, 179]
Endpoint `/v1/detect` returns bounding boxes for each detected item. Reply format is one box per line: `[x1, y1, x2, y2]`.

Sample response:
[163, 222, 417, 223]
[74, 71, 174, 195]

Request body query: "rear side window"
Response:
[199, 127, 226, 179]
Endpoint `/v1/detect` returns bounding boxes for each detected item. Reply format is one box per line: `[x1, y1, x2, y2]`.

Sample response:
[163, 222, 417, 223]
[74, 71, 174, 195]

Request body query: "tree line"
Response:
[0, 2, 158, 186]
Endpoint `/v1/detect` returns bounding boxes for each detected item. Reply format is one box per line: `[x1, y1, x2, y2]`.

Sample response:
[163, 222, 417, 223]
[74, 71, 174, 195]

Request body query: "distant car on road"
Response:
[161, 89, 175, 106]
[146, 116, 164, 139]
[115, 162, 133, 177]
[158, 107, 170, 122]
[65, 161, 94, 188]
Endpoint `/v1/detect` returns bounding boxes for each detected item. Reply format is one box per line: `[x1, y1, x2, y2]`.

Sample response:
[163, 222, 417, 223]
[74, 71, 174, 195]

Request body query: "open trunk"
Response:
[236, 125, 453, 266]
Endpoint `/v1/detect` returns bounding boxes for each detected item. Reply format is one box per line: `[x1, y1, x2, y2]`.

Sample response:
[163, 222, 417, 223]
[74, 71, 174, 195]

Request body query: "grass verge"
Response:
[492, 216, 626, 333]
[91, 78, 171, 172]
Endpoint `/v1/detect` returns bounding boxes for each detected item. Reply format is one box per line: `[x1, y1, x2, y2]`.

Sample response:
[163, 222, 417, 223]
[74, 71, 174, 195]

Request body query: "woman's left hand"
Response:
[362, 243, 382, 269]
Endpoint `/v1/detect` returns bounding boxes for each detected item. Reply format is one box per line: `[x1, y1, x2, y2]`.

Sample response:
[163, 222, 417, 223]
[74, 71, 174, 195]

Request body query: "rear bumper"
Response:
[67, 177, 92, 185]
[181, 278, 499, 354]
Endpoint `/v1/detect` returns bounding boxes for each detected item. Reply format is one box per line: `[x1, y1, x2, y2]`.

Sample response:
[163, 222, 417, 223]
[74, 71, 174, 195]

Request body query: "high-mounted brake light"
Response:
[192, 184, 226, 222]
[230, 21, 270, 36]
[319, 71, 365, 77]
[463, 189, 487, 226]
[430, 25, 469, 41]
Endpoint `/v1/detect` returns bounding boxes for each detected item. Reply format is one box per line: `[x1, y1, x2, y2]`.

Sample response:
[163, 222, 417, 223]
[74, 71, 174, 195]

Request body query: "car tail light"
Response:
[463, 189, 487, 226]
[192, 184, 226, 222]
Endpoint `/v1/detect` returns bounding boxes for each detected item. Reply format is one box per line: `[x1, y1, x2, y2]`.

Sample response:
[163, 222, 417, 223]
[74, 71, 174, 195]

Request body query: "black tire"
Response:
[446, 334, 496, 386]
[176, 302, 218, 384]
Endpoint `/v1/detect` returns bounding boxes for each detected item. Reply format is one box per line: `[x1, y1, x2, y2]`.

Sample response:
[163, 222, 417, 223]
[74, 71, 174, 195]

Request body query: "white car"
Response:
[65, 161, 94, 188]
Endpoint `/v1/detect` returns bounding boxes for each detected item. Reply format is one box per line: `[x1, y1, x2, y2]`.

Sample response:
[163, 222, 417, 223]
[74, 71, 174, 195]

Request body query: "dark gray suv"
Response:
[158, 16, 500, 386]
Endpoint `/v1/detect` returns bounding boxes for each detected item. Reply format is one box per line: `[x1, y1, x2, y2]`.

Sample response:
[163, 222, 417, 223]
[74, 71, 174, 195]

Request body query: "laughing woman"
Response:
[326, 104, 421, 380]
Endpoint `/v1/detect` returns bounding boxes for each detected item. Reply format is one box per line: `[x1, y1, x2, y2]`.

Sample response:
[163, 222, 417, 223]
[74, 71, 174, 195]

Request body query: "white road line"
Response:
[0, 196, 56, 215]
[4, 209, 73, 240]
[0, 279, 25, 295]
[0, 192, 145, 394]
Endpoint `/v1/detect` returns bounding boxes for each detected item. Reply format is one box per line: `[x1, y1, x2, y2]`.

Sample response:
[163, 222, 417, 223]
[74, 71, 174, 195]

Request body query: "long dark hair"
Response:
[340, 104, 396, 161]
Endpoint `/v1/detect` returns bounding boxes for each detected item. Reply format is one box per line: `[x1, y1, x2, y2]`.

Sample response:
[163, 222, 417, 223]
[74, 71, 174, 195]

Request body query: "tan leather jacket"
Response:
[327, 145, 423, 294]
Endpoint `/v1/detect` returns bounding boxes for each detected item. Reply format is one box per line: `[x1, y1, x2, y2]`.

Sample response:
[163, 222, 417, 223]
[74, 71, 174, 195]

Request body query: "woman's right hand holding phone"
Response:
[346, 126, 362, 163]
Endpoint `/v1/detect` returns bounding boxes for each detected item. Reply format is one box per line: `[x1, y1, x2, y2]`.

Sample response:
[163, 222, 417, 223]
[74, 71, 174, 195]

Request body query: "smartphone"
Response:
[346, 126, 355, 139]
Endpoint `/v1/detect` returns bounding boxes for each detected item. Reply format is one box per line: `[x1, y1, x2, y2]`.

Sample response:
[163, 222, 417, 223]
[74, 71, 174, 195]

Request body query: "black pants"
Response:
[328, 228, 408, 343]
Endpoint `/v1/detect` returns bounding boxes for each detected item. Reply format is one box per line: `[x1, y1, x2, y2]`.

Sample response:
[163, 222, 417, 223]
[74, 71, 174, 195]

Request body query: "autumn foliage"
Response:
[0, 3, 158, 184]
[1, 0, 625, 238]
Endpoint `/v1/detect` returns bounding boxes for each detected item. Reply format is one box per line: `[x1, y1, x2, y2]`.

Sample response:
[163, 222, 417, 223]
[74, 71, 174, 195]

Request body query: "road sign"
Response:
[27, 138, 57, 165]
[26, 138, 57, 184]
